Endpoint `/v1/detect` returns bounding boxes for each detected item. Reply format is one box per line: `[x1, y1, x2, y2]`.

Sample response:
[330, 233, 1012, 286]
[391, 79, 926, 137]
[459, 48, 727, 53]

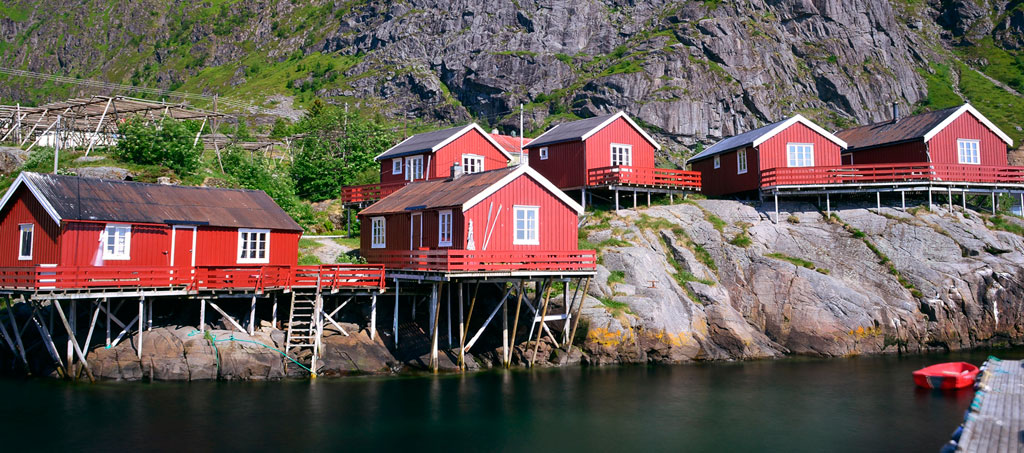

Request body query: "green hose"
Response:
[188, 330, 313, 375]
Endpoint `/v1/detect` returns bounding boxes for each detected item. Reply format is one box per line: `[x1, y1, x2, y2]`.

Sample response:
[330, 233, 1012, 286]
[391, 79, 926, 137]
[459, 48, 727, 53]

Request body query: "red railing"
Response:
[761, 163, 1024, 187]
[0, 264, 386, 292]
[363, 249, 597, 273]
[340, 182, 409, 204]
[588, 166, 702, 190]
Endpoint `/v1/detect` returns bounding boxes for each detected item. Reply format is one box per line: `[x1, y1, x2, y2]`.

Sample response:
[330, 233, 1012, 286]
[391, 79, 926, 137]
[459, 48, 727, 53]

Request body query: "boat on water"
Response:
[912, 362, 980, 389]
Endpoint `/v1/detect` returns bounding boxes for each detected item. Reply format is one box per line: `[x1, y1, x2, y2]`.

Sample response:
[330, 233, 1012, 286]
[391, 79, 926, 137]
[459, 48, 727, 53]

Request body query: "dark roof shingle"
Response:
[687, 118, 790, 163]
[359, 167, 517, 215]
[17, 172, 301, 231]
[835, 106, 960, 151]
[375, 125, 470, 161]
[525, 113, 619, 148]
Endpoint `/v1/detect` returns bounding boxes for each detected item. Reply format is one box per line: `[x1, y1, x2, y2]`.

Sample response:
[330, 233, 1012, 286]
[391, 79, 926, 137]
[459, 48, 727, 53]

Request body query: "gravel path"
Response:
[311, 238, 353, 264]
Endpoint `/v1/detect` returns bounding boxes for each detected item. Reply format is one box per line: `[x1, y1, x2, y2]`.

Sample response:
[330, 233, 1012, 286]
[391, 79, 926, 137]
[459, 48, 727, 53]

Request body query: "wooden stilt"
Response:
[562, 280, 572, 345]
[199, 298, 207, 333]
[30, 306, 65, 378]
[670, 193, 674, 204]
[370, 293, 377, 341]
[633, 190, 637, 209]
[464, 284, 513, 353]
[208, 301, 246, 334]
[525, 281, 544, 343]
[3, 298, 28, 371]
[826, 193, 831, 217]
[502, 285, 509, 367]
[508, 282, 525, 368]
[105, 298, 111, 347]
[964, 189, 969, 212]
[81, 301, 101, 361]
[147, 298, 153, 331]
[928, 189, 933, 211]
[947, 187, 953, 213]
[774, 193, 779, 224]
[137, 297, 144, 359]
[529, 283, 554, 367]
[901, 191, 906, 211]
[445, 286, 451, 348]
[992, 191, 997, 214]
[66, 300, 75, 375]
[271, 293, 278, 329]
[430, 283, 441, 373]
[567, 278, 592, 352]
[580, 188, 586, 211]
[615, 188, 619, 211]
[646, 191, 651, 207]
[53, 299, 95, 382]
[876, 192, 881, 212]
[248, 296, 256, 335]
[393, 279, 400, 348]
[457, 283, 464, 354]
[459, 283, 480, 369]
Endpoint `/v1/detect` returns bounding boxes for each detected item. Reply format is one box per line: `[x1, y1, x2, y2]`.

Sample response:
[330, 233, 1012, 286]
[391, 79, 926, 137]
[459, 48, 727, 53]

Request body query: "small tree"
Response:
[115, 117, 202, 176]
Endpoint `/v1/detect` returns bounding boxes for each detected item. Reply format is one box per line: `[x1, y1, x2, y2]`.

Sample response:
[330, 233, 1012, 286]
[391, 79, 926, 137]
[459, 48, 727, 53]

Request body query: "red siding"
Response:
[529, 140, 586, 188]
[691, 146, 761, 196]
[60, 222, 171, 267]
[360, 209, 467, 251]
[462, 176, 578, 251]
[758, 122, 842, 169]
[848, 141, 928, 165]
[193, 227, 298, 267]
[529, 117, 658, 190]
[927, 113, 1009, 166]
[378, 128, 510, 185]
[0, 186, 60, 266]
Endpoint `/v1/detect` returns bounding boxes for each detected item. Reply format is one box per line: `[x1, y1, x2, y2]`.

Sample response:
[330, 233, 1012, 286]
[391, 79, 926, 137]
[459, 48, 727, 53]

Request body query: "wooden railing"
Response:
[339, 181, 409, 204]
[588, 165, 702, 190]
[362, 249, 597, 273]
[761, 163, 1024, 187]
[0, 264, 386, 292]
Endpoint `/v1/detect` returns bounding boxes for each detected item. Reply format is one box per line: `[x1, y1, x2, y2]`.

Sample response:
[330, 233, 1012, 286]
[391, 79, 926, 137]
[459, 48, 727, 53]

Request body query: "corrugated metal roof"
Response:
[359, 167, 517, 215]
[836, 106, 960, 151]
[375, 125, 470, 160]
[525, 113, 618, 148]
[687, 118, 790, 163]
[20, 172, 302, 231]
[490, 133, 532, 154]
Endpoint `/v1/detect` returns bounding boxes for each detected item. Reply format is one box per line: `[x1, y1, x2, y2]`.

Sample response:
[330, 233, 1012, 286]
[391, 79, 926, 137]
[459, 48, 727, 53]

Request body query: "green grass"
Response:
[297, 254, 321, 265]
[298, 238, 320, 249]
[608, 270, 626, 285]
[598, 238, 631, 248]
[598, 297, 633, 316]
[729, 233, 752, 248]
[765, 252, 831, 274]
[987, 215, 1024, 236]
[916, 63, 962, 111]
[333, 237, 360, 248]
[955, 60, 1024, 144]
[834, 215, 922, 298]
[660, 237, 714, 303]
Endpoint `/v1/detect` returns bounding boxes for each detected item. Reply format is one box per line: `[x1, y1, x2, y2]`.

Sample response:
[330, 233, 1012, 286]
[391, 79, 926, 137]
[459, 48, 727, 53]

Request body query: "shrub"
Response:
[115, 117, 202, 176]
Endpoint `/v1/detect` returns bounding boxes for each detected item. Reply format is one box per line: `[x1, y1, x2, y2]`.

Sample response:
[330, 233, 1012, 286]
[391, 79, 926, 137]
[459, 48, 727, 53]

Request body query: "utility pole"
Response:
[519, 103, 524, 166]
[53, 115, 61, 173]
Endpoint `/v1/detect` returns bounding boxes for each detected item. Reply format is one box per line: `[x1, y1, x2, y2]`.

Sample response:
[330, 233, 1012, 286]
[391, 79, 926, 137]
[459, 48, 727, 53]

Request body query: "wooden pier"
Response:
[946, 357, 1024, 452]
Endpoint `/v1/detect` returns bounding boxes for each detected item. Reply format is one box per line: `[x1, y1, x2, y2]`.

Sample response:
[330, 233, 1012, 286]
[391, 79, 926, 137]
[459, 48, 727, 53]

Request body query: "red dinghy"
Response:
[912, 362, 980, 389]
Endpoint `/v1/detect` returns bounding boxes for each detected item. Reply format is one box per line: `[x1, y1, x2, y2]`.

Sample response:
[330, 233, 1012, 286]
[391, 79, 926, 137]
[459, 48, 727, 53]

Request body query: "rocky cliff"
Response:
[0, 0, 1022, 160]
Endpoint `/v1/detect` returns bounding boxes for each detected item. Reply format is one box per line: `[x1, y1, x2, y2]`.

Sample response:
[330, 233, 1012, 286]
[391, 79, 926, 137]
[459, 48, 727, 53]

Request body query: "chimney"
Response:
[892, 102, 900, 123]
[451, 162, 464, 180]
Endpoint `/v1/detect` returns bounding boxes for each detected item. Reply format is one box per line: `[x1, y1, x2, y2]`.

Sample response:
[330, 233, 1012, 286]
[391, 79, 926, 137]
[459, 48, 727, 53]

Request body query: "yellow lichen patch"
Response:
[653, 331, 689, 347]
[848, 325, 883, 339]
[587, 327, 627, 347]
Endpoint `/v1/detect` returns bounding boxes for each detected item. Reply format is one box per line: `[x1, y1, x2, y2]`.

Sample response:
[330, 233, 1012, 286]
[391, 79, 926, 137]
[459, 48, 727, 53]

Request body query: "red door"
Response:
[172, 226, 196, 269]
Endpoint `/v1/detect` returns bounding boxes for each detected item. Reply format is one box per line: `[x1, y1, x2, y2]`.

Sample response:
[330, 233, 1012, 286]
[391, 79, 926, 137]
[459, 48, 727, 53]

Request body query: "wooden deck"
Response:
[951, 358, 1024, 452]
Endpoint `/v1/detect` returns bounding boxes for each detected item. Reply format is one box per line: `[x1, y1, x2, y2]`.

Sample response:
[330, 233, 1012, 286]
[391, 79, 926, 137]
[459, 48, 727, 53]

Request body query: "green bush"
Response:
[115, 117, 202, 176]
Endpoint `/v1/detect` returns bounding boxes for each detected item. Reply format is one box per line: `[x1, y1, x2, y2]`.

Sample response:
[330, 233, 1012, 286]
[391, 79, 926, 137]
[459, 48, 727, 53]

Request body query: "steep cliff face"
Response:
[572, 200, 1024, 364]
[0, 0, 1021, 157]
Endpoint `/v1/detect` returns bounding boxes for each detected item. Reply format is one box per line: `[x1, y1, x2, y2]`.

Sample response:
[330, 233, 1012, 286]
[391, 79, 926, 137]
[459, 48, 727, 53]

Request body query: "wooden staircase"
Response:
[284, 290, 323, 374]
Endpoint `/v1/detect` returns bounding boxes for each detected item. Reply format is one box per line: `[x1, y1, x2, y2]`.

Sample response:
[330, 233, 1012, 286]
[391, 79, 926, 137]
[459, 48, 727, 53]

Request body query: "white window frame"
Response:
[737, 149, 748, 175]
[611, 143, 633, 167]
[392, 158, 403, 175]
[102, 224, 132, 261]
[236, 228, 270, 264]
[513, 206, 539, 246]
[438, 210, 453, 247]
[371, 217, 386, 249]
[18, 223, 33, 260]
[462, 154, 485, 174]
[786, 143, 815, 168]
[713, 155, 720, 169]
[957, 139, 980, 165]
[539, 147, 548, 160]
[405, 155, 424, 181]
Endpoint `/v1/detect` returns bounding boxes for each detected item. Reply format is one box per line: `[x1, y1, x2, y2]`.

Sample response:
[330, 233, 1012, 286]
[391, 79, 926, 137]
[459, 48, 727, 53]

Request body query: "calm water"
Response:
[2, 349, 1021, 452]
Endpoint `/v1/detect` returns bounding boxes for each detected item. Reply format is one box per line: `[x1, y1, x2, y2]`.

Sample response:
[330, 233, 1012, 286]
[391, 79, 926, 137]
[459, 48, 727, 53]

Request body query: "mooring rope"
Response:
[187, 330, 313, 374]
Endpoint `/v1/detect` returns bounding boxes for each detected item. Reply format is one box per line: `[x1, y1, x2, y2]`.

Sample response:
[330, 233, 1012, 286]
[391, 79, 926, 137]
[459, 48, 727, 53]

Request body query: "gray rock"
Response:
[70, 166, 133, 180]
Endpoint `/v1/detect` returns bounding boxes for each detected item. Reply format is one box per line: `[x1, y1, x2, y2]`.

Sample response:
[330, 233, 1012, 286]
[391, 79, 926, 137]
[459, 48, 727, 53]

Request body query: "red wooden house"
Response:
[687, 115, 848, 196]
[0, 172, 302, 270]
[358, 165, 594, 273]
[489, 131, 533, 165]
[523, 112, 699, 194]
[835, 103, 1013, 167]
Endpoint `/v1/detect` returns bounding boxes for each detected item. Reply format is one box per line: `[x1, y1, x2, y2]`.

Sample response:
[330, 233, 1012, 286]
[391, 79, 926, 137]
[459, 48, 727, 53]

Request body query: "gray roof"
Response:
[835, 106, 960, 151]
[375, 125, 471, 161]
[9, 172, 302, 231]
[525, 113, 619, 148]
[687, 118, 790, 163]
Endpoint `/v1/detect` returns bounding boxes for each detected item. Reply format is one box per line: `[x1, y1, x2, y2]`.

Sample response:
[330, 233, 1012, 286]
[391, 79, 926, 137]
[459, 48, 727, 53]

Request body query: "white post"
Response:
[947, 187, 953, 213]
[25, 117, 59, 153]
[137, 297, 144, 359]
[458, 283, 464, 350]
[105, 298, 111, 347]
[200, 298, 206, 333]
[430, 284, 439, 370]
[85, 98, 112, 156]
[826, 193, 831, 218]
[502, 287, 509, 366]
[928, 189, 933, 211]
[53, 115, 61, 173]
[876, 192, 881, 212]
[615, 188, 620, 211]
[446, 286, 451, 348]
[370, 293, 377, 341]
[67, 301, 75, 373]
[992, 192, 997, 214]
[146, 299, 153, 331]
[393, 279, 399, 348]
[901, 191, 906, 211]
[774, 193, 779, 224]
[20, 109, 47, 146]
[193, 117, 207, 148]
[580, 188, 586, 211]
[271, 293, 277, 328]
[633, 190, 637, 209]
[248, 295, 256, 335]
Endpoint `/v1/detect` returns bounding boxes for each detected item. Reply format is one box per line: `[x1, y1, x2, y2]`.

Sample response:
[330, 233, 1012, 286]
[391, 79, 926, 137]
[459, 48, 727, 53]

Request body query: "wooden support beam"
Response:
[2, 298, 28, 371]
[207, 301, 247, 334]
[199, 298, 207, 333]
[370, 293, 377, 341]
[430, 283, 442, 373]
[81, 301, 102, 360]
[529, 283, 554, 367]
[105, 298, 111, 347]
[393, 279, 400, 348]
[459, 283, 480, 369]
[464, 284, 513, 354]
[30, 306, 65, 378]
[137, 297, 144, 359]
[507, 281, 525, 368]
[53, 300, 95, 382]
[84, 98, 112, 155]
[901, 191, 906, 211]
[566, 277, 592, 353]
[502, 285, 509, 367]
[248, 295, 256, 335]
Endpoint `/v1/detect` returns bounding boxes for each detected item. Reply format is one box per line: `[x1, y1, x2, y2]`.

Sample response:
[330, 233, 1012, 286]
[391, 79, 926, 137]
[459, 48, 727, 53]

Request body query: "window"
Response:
[438, 210, 453, 247]
[539, 147, 548, 160]
[513, 206, 539, 245]
[392, 159, 403, 175]
[18, 224, 32, 260]
[958, 139, 980, 165]
[103, 224, 132, 260]
[737, 149, 748, 174]
[462, 154, 484, 174]
[713, 156, 720, 169]
[237, 229, 269, 263]
[405, 155, 424, 180]
[787, 143, 814, 167]
[611, 143, 632, 167]
[371, 217, 386, 249]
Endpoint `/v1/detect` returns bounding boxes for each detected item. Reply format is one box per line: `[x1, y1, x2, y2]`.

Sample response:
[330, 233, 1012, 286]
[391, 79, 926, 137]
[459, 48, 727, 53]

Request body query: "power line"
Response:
[0, 67, 251, 111]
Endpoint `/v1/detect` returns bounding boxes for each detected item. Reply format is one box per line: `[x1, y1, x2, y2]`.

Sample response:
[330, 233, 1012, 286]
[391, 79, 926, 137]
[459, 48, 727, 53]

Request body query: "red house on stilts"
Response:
[524, 111, 700, 208]
[340, 123, 513, 205]
[686, 114, 848, 197]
